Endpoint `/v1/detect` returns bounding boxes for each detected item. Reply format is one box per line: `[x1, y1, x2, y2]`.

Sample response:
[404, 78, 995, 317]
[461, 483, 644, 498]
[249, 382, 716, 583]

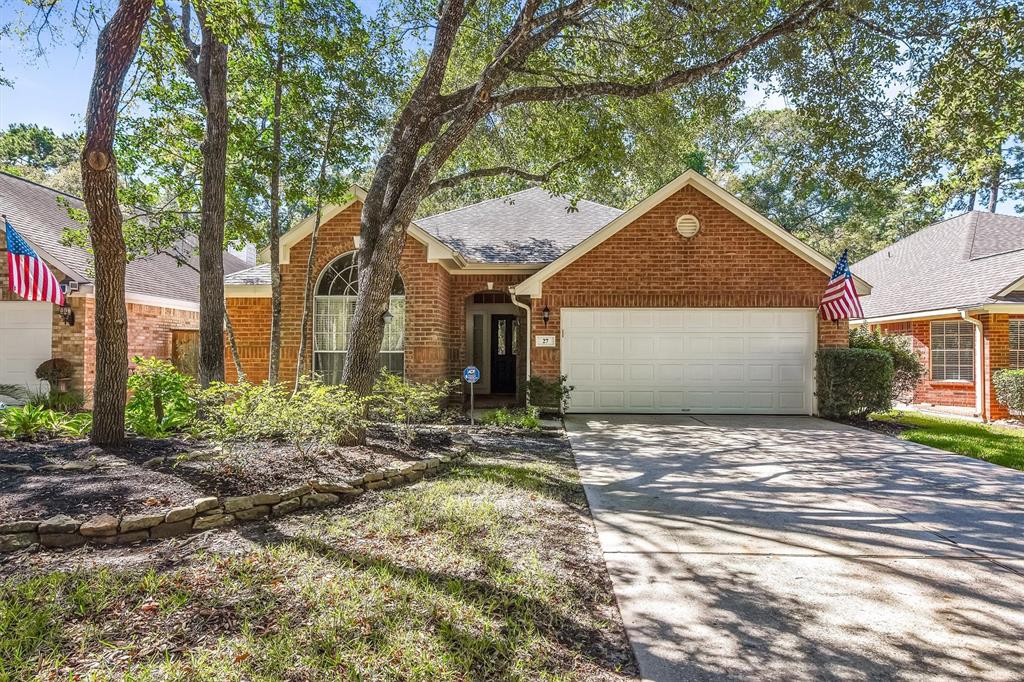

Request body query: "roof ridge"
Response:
[0, 169, 84, 204]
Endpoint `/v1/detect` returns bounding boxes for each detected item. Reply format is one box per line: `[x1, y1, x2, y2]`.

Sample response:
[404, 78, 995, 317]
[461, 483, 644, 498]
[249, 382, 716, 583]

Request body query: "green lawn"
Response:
[870, 411, 1024, 471]
[0, 442, 634, 681]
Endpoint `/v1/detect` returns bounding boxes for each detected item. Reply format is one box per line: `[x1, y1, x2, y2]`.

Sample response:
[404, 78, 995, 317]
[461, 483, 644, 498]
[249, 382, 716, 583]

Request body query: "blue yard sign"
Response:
[464, 366, 480, 425]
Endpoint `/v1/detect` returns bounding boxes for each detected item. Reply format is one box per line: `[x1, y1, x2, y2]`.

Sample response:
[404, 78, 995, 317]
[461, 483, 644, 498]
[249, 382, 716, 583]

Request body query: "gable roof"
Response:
[513, 169, 871, 298]
[852, 211, 1024, 320]
[416, 187, 623, 264]
[271, 186, 463, 267]
[1, 171, 249, 308]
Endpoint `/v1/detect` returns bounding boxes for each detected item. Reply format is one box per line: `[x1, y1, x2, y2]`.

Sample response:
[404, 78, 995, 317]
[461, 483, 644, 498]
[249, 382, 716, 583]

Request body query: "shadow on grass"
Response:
[243, 525, 634, 679]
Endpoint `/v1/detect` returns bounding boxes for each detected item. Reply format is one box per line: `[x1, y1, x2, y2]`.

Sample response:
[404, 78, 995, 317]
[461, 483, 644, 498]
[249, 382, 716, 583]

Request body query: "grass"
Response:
[871, 410, 1024, 471]
[0, 443, 633, 681]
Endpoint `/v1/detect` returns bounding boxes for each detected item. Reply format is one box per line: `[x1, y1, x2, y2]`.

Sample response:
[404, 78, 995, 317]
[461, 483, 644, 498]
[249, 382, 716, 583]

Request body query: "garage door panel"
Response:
[563, 307, 815, 415]
[0, 302, 53, 397]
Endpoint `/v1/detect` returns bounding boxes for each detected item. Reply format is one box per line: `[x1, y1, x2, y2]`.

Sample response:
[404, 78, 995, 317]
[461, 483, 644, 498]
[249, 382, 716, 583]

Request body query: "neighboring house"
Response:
[0, 171, 248, 401]
[853, 211, 1024, 421]
[225, 170, 867, 415]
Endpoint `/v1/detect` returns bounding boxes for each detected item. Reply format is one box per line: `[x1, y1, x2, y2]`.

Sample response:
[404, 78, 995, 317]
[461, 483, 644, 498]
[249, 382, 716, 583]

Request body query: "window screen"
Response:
[1011, 320, 1024, 369]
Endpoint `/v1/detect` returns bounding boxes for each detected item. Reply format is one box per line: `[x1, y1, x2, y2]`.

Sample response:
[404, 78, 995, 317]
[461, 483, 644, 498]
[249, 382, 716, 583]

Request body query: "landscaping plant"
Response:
[283, 377, 369, 456]
[371, 370, 456, 441]
[849, 328, 924, 402]
[0, 405, 91, 440]
[526, 375, 574, 415]
[125, 358, 197, 437]
[194, 381, 290, 443]
[993, 369, 1024, 415]
[816, 348, 894, 419]
[480, 406, 541, 430]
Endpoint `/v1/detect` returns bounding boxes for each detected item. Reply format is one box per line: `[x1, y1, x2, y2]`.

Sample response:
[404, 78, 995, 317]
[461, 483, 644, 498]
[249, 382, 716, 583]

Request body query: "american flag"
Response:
[5, 218, 65, 306]
[819, 249, 862, 321]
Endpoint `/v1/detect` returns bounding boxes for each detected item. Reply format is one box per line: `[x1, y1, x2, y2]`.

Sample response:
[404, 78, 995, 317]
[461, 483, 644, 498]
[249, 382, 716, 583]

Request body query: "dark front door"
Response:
[490, 315, 517, 394]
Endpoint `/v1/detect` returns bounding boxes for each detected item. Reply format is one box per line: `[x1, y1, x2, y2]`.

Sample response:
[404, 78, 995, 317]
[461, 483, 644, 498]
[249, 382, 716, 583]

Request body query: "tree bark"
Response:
[267, 33, 284, 384]
[80, 0, 153, 445]
[967, 190, 976, 211]
[295, 105, 340, 389]
[225, 309, 245, 381]
[988, 142, 1002, 212]
[196, 12, 229, 387]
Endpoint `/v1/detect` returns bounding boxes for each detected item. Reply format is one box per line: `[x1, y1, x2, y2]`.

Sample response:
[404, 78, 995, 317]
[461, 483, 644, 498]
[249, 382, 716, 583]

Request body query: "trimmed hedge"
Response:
[993, 369, 1024, 414]
[817, 348, 893, 418]
[848, 328, 924, 402]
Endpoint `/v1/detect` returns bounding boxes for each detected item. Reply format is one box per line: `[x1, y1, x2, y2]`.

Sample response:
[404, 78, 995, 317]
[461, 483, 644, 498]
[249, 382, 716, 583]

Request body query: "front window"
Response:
[313, 252, 405, 383]
[1011, 320, 1024, 369]
[930, 320, 974, 381]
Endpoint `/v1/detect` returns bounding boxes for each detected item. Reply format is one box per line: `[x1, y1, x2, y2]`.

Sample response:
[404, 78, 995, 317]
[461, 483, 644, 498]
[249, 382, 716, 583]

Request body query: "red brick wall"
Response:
[225, 202, 452, 386]
[530, 184, 843, 379]
[879, 319, 977, 410]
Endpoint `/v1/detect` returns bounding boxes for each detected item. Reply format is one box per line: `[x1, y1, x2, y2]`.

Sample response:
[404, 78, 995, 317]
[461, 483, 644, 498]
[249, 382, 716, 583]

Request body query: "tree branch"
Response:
[425, 156, 575, 195]
[490, 0, 835, 108]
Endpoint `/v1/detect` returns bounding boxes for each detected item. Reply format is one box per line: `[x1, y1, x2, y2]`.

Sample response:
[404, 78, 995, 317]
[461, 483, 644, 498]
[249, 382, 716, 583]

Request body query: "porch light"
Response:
[58, 276, 77, 326]
[542, 305, 551, 326]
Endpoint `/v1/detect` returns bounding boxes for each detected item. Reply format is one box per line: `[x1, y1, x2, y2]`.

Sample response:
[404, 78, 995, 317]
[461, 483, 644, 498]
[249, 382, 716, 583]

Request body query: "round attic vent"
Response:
[675, 214, 700, 238]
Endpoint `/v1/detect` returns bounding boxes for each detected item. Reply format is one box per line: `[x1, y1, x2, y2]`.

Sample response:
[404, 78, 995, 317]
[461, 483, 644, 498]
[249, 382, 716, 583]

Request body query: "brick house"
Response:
[225, 170, 865, 415]
[0, 171, 248, 402]
[853, 212, 1024, 422]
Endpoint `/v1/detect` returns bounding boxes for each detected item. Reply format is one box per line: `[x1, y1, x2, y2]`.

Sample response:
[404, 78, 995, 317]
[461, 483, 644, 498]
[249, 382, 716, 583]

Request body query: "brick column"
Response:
[980, 313, 1010, 421]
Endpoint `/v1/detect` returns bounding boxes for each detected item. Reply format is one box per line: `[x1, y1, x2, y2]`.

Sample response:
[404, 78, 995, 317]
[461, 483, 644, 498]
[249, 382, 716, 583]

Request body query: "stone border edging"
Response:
[0, 453, 462, 553]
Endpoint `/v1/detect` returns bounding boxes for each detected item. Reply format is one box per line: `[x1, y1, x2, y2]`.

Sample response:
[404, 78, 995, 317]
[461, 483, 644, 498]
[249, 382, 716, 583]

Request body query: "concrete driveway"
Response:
[565, 415, 1024, 681]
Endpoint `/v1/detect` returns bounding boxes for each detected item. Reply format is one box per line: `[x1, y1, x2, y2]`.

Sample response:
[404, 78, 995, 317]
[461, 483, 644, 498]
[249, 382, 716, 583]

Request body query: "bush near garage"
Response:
[816, 348, 893, 418]
[993, 369, 1024, 414]
[849, 328, 924, 402]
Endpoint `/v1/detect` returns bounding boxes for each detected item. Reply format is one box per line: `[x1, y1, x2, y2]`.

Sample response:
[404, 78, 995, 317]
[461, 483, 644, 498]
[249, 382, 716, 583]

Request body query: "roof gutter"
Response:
[509, 286, 531, 396]
[960, 310, 986, 420]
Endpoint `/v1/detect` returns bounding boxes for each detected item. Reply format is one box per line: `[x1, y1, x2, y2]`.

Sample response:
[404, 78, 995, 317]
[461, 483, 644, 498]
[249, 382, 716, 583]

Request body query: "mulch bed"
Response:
[830, 416, 914, 438]
[0, 425, 448, 522]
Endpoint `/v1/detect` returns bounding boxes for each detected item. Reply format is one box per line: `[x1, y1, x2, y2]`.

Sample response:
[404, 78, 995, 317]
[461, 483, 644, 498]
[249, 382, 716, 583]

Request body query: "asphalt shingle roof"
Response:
[416, 187, 623, 264]
[852, 211, 1024, 318]
[1, 171, 248, 304]
[225, 263, 270, 285]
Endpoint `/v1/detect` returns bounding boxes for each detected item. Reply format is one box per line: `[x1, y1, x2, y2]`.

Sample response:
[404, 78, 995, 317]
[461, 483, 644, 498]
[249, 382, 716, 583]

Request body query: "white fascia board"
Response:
[225, 284, 271, 298]
[971, 303, 1024, 314]
[856, 308, 963, 325]
[123, 292, 200, 312]
[514, 169, 873, 299]
[996, 274, 1024, 298]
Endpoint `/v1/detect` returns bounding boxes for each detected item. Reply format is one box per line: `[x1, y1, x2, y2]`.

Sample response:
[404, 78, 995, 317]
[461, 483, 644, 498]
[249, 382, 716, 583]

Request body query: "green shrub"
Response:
[480, 406, 541, 430]
[126, 358, 197, 437]
[526, 375, 574, 414]
[194, 381, 290, 442]
[816, 348, 893, 418]
[849, 328, 924, 402]
[993, 369, 1024, 414]
[371, 370, 456, 440]
[0, 405, 89, 440]
[283, 377, 369, 456]
[196, 377, 367, 455]
[27, 389, 85, 413]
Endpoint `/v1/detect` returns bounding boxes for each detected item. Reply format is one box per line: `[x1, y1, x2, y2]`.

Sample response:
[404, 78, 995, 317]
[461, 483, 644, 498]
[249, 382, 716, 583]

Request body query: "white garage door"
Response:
[562, 308, 816, 414]
[0, 301, 53, 398]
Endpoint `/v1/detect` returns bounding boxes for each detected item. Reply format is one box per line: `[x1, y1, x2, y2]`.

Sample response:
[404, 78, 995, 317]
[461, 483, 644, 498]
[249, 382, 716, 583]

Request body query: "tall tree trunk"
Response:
[267, 34, 284, 384]
[196, 18, 229, 387]
[988, 143, 1002, 212]
[295, 104, 340, 389]
[81, 0, 153, 445]
[966, 191, 976, 211]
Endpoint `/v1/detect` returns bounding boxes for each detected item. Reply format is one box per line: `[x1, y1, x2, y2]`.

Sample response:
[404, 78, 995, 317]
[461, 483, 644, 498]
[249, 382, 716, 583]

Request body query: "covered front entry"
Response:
[561, 307, 816, 414]
[464, 291, 524, 402]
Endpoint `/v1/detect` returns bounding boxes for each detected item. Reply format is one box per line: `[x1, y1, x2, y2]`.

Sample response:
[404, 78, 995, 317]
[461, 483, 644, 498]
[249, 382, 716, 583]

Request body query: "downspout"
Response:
[960, 310, 985, 420]
[509, 287, 531, 404]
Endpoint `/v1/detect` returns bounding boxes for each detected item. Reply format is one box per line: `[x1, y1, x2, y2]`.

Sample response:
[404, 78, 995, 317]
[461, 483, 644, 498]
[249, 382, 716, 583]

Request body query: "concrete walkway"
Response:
[566, 415, 1024, 681]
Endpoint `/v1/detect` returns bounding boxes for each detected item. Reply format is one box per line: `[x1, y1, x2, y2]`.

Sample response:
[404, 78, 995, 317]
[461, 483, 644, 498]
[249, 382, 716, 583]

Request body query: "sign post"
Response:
[463, 365, 480, 425]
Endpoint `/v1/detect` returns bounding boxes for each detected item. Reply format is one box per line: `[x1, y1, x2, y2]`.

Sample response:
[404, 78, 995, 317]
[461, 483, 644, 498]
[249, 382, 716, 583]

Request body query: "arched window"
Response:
[313, 252, 405, 383]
